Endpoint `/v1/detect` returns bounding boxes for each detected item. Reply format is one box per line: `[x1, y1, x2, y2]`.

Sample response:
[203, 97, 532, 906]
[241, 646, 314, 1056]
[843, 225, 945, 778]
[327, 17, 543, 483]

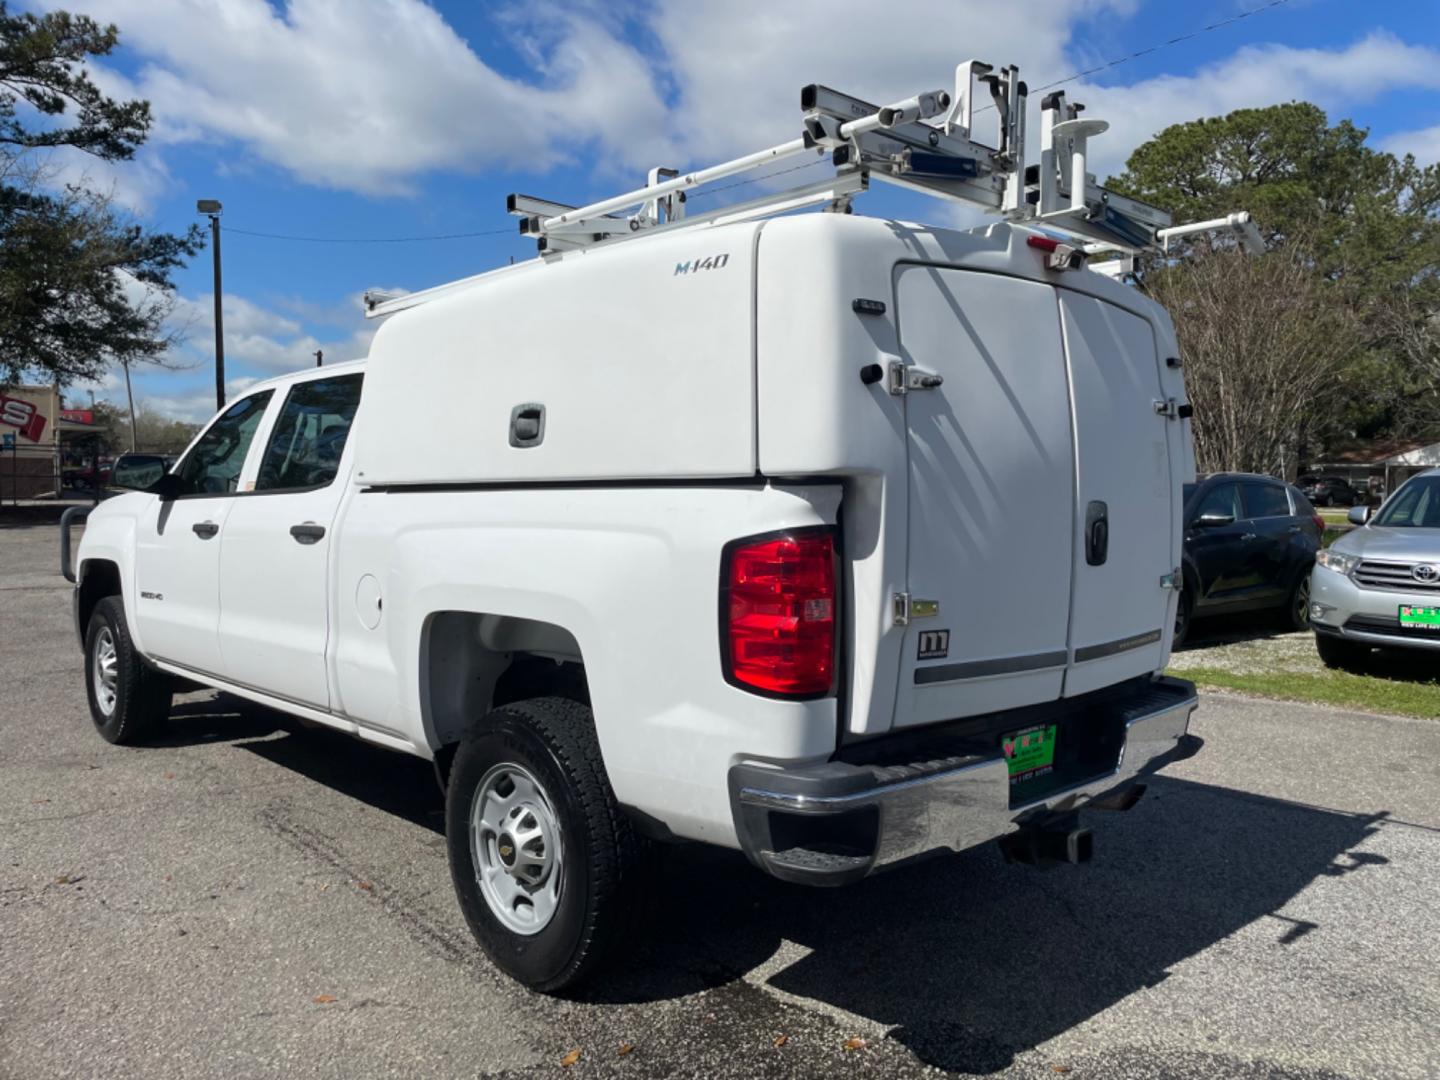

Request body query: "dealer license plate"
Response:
[1002, 724, 1057, 785]
[1399, 605, 1440, 630]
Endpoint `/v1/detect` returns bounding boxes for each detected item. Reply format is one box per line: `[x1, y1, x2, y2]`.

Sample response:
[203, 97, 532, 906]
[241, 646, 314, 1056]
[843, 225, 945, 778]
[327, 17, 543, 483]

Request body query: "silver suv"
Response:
[1310, 468, 1440, 665]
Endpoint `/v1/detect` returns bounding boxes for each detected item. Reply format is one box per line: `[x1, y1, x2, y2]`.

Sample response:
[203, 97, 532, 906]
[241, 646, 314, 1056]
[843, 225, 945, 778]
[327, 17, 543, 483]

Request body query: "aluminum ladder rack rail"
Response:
[366, 57, 1258, 320]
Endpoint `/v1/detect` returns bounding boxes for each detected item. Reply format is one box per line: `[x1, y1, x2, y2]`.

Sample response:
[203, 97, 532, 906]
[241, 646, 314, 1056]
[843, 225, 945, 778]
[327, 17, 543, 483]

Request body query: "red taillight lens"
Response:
[722, 529, 836, 697]
[1313, 515, 1325, 534]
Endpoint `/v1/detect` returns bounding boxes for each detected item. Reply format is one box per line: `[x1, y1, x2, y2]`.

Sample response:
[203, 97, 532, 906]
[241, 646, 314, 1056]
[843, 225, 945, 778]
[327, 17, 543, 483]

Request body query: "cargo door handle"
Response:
[289, 522, 326, 544]
[1085, 501, 1109, 566]
[191, 521, 219, 539]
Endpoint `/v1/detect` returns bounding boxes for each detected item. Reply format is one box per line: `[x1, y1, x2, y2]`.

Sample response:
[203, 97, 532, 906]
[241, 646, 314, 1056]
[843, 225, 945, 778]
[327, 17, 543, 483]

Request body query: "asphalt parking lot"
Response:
[4, 519, 1440, 1079]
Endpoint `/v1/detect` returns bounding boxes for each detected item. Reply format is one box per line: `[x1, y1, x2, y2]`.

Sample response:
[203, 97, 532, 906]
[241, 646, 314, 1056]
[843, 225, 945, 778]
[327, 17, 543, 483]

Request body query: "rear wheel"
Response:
[1173, 586, 1193, 647]
[1315, 633, 1363, 670]
[84, 595, 172, 744]
[445, 696, 645, 992]
[1287, 573, 1313, 631]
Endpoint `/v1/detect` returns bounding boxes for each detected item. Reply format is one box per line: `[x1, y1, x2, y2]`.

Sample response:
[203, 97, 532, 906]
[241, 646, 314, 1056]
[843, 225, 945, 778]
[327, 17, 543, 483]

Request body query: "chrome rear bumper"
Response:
[729, 677, 1199, 885]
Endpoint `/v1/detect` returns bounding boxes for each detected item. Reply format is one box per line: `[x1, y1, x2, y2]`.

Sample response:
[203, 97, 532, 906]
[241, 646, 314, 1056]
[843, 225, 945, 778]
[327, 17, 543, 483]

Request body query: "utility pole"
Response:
[197, 200, 225, 410]
[122, 358, 137, 451]
[314, 349, 323, 368]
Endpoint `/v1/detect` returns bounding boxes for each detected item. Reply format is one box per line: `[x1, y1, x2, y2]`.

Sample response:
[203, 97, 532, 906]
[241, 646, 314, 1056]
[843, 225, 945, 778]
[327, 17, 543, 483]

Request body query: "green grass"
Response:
[1177, 664, 1440, 719]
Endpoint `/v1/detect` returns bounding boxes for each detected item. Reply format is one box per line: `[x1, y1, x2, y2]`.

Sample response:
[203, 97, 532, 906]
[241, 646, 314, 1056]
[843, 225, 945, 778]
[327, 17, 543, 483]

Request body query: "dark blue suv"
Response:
[1177, 473, 1325, 644]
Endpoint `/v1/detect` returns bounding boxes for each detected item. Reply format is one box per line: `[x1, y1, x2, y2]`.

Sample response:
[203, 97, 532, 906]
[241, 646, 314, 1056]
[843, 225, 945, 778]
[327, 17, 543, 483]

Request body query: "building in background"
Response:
[0, 384, 101, 500]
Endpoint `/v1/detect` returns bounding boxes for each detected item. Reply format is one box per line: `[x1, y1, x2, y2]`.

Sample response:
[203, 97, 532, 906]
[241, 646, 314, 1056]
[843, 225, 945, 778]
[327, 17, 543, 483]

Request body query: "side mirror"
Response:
[1194, 511, 1235, 529]
[150, 472, 182, 501]
[1347, 505, 1370, 526]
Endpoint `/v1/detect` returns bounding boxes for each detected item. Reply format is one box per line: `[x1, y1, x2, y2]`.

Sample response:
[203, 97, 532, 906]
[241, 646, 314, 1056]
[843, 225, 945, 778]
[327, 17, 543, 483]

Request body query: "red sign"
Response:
[61, 408, 94, 425]
[0, 395, 47, 442]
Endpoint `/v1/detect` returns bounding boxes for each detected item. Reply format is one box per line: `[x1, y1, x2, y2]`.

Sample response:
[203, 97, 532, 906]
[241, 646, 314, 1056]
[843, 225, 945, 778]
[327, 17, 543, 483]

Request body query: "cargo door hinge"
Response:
[1159, 568, 1182, 590]
[889, 361, 945, 395]
[1153, 398, 1194, 420]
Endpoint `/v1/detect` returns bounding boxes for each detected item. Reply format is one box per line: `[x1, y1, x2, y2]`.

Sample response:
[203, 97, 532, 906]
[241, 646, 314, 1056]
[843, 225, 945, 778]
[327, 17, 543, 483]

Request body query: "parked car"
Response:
[1310, 468, 1440, 666]
[1176, 473, 1324, 644]
[1300, 475, 1362, 507]
[61, 458, 112, 491]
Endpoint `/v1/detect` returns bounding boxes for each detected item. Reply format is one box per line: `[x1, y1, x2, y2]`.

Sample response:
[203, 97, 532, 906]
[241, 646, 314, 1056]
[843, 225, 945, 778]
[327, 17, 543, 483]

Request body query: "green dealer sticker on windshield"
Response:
[1003, 724, 1057, 784]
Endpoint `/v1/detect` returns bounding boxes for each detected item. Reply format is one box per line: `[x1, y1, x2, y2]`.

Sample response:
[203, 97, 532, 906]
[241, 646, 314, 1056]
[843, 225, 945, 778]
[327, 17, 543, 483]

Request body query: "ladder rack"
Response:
[367, 58, 1258, 319]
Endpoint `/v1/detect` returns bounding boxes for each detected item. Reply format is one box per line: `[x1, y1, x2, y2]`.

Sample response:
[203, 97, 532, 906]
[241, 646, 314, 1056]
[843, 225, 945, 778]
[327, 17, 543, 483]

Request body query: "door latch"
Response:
[892, 593, 940, 625]
[1153, 398, 1194, 420]
[889, 361, 945, 395]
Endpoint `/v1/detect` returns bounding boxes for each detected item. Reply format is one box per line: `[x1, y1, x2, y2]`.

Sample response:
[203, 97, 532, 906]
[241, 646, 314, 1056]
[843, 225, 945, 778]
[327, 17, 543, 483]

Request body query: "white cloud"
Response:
[1380, 123, 1440, 165]
[31, 0, 672, 196]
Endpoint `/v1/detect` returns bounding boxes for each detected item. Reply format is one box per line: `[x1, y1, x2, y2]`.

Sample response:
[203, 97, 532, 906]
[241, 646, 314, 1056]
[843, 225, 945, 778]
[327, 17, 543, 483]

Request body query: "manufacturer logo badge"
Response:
[1413, 564, 1439, 584]
[917, 629, 950, 661]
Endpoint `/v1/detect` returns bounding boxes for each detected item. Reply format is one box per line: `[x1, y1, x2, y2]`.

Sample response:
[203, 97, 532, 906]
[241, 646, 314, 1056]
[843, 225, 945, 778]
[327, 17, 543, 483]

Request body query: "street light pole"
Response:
[197, 200, 225, 410]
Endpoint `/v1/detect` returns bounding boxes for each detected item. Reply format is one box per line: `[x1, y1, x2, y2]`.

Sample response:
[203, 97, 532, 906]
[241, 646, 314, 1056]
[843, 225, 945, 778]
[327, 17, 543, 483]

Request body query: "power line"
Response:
[1016, 0, 1294, 103]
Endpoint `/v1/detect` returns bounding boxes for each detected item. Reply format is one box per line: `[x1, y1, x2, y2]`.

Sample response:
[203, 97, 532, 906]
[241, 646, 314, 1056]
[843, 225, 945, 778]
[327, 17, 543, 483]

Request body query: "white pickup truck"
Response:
[65, 66, 1205, 991]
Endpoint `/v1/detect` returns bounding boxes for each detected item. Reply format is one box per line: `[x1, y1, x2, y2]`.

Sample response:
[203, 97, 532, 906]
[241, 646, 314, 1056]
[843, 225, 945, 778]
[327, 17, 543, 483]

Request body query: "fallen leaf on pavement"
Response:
[617, 1042, 634, 1056]
[772, 1035, 788, 1047]
[843, 1036, 868, 1051]
[313, 994, 337, 1004]
[356, 881, 373, 891]
[560, 1049, 581, 1067]
[1050, 1067, 1072, 1075]
[164, 772, 176, 780]
[32, 798, 50, 805]
[54, 874, 84, 885]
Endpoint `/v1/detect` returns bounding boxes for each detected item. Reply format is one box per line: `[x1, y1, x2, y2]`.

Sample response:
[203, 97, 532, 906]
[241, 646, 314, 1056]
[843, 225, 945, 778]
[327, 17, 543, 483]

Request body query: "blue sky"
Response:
[20, 0, 1440, 422]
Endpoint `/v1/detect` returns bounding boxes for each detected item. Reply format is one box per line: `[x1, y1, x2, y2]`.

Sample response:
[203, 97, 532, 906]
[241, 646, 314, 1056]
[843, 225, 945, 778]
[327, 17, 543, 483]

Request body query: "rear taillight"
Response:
[1313, 515, 1325, 534]
[722, 528, 837, 698]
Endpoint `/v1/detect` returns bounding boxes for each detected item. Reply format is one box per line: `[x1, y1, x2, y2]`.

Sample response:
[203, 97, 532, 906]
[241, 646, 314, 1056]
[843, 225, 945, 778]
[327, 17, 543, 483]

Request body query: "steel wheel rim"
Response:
[93, 627, 118, 717]
[470, 762, 564, 936]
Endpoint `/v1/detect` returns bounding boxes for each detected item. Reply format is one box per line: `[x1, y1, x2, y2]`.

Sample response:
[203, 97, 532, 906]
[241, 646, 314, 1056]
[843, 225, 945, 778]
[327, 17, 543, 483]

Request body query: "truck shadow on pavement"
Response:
[172, 692, 1390, 1075]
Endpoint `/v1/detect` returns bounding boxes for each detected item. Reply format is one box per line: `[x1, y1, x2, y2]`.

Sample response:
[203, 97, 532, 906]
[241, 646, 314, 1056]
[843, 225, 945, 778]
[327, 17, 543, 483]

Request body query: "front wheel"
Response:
[84, 595, 172, 744]
[445, 696, 645, 992]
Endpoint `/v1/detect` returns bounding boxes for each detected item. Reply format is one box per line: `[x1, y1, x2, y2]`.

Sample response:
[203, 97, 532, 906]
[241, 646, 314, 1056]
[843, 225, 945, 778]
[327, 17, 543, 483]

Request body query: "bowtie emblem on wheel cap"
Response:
[1413, 564, 1439, 583]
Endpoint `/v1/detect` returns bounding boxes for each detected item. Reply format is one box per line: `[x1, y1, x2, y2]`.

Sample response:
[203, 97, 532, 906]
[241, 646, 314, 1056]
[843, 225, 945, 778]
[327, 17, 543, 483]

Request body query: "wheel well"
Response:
[77, 560, 122, 641]
[421, 611, 588, 762]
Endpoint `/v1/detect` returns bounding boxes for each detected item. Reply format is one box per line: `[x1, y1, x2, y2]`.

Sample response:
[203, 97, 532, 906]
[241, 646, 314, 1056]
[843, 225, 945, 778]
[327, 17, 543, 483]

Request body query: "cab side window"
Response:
[254, 374, 364, 492]
[1241, 481, 1290, 519]
[174, 391, 274, 496]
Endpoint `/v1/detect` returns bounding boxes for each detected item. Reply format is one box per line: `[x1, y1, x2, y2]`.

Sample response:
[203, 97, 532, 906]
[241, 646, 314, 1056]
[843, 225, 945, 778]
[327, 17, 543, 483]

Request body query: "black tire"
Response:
[84, 594, 172, 744]
[445, 696, 645, 992]
[1315, 633, 1363, 670]
[1286, 572, 1313, 632]
[1173, 585, 1193, 648]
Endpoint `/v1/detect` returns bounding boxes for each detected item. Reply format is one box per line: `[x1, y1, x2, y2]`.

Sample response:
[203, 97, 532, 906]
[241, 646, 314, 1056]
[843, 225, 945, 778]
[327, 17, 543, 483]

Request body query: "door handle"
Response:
[1288, 524, 1302, 533]
[1241, 532, 1258, 541]
[1084, 500, 1109, 566]
[192, 521, 219, 539]
[289, 522, 326, 544]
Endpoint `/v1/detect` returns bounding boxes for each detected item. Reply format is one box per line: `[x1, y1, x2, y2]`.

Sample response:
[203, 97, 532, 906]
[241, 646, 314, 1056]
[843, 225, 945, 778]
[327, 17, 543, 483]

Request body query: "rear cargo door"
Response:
[892, 266, 1076, 728]
[1059, 292, 1175, 696]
